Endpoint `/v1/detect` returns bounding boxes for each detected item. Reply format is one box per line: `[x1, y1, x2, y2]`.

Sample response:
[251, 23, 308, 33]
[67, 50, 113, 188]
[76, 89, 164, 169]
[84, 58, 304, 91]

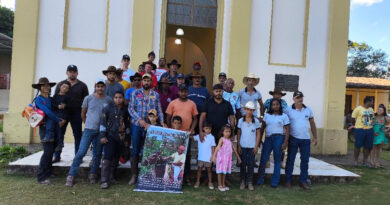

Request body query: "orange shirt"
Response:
[166, 98, 198, 131]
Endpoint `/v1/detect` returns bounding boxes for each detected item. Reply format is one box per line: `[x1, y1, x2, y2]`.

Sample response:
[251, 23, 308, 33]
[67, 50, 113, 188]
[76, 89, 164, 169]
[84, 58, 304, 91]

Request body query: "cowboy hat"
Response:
[102, 66, 117, 75]
[269, 88, 286, 96]
[167, 59, 181, 68]
[130, 72, 142, 81]
[158, 77, 173, 85]
[242, 73, 260, 86]
[32, 77, 56, 89]
[244, 101, 256, 110]
[189, 71, 203, 80]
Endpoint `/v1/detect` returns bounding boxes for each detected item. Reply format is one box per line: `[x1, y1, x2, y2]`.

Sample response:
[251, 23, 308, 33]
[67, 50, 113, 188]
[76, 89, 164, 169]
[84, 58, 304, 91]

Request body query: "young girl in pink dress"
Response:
[212, 125, 241, 191]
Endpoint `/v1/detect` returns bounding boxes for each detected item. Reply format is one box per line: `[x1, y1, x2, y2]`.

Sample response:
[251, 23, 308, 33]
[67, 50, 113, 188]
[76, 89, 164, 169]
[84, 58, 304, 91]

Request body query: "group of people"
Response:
[349, 98, 389, 169]
[32, 52, 318, 192]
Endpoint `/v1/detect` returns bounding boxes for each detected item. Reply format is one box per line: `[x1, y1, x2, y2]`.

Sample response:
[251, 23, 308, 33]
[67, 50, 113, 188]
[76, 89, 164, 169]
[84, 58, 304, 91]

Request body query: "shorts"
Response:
[198, 160, 212, 168]
[354, 128, 374, 149]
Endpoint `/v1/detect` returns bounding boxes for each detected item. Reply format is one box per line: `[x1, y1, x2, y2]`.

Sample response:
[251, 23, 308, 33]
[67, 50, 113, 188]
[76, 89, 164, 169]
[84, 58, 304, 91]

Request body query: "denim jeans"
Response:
[258, 134, 284, 186]
[354, 128, 374, 149]
[131, 125, 146, 158]
[56, 110, 83, 156]
[37, 125, 55, 182]
[240, 147, 255, 184]
[285, 136, 311, 183]
[68, 129, 102, 176]
[42, 119, 58, 142]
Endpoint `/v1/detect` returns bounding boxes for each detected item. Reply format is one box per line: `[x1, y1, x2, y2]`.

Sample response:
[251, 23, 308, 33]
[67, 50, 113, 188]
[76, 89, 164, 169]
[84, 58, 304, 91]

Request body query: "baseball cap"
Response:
[293, 91, 304, 98]
[142, 73, 152, 79]
[218, 72, 227, 77]
[122, 54, 130, 60]
[177, 73, 185, 79]
[67, 64, 78, 72]
[95, 78, 106, 85]
[148, 109, 157, 116]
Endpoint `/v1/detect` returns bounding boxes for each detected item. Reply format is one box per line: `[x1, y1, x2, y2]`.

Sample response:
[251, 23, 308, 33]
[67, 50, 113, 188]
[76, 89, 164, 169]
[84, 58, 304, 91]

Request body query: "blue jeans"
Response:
[42, 118, 58, 142]
[285, 136, 311, 183]
[68, 129, 102, 176]
[131, 125, 146, 158]
[354, 128, 374, 149]
[258, 134, 284, 187]
[240, 147, 255, 184]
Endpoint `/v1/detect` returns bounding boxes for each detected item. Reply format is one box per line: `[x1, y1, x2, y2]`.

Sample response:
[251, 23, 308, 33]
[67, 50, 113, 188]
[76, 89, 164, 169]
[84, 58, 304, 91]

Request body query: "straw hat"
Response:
[243, 73, 260, 86]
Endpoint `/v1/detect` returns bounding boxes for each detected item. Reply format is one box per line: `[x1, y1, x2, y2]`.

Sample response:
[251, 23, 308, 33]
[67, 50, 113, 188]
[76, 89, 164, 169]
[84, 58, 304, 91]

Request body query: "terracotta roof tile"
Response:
[346, 77, 390, 89]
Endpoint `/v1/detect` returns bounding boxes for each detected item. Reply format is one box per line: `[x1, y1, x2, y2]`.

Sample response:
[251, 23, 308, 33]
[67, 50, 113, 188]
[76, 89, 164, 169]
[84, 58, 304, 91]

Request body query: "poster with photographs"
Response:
[134, 126, 189, 193]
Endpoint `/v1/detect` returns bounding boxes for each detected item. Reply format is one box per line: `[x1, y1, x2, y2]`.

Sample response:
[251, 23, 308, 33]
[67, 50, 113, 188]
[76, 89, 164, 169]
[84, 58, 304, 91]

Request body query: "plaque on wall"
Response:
[274, 74, 299, 92]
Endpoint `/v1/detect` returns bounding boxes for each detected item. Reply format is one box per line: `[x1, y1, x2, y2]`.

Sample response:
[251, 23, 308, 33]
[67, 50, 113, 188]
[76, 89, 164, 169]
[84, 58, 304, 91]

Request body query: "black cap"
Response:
[122, 54, 130, 60]
[218, 72, 227, 77]
[67, 64, 78, 72]
[212, 84, 224, 90]
[293, 91, 304, 98]
[178, 84, 188, 91]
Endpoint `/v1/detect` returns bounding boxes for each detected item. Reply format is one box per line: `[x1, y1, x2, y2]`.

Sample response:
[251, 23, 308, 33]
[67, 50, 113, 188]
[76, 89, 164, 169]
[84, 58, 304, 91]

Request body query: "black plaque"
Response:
[274, 74, 299, 92]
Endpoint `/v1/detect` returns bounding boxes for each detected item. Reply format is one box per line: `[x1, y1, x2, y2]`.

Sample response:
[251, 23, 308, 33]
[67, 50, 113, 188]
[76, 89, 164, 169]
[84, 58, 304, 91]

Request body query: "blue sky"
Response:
[1, 0, 389, 56]
[350, 0, 390, 55]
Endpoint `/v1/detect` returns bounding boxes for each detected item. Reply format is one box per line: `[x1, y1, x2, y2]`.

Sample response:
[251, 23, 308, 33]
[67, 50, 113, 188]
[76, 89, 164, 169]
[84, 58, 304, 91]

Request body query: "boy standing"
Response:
[237, 102, 261, 191]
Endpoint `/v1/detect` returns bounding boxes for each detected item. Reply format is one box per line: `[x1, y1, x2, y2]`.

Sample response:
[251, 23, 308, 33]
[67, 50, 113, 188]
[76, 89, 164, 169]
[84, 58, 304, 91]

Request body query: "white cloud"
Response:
[352, 0, 383, 6]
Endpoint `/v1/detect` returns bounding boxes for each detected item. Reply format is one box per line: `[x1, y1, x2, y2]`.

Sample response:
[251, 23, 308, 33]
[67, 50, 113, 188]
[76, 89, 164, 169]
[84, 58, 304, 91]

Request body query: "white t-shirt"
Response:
[194, 134, 216, 163]
[285, 105, 314, 139]
[170, 152, 186, 169]
[263, 113, 290, 137]
[238, 118, 261, 148]
[120, 67, 135, 83]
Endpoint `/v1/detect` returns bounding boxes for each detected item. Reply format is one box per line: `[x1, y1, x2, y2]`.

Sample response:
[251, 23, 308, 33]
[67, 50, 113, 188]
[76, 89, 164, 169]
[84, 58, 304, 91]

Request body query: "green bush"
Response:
[0, 145, 28, 166]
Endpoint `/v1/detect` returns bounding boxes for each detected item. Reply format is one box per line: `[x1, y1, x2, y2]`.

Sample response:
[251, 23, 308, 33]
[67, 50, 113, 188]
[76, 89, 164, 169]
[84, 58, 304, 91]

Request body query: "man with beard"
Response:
[155, 57, 168, 81]
[185, 62, 207, 87]
[166, 84, 198, 185]
[128, 73, 165, 185]
[199, 84, 235, 143]
[103, 66, 124, 98]
[54, 65, 89, 156]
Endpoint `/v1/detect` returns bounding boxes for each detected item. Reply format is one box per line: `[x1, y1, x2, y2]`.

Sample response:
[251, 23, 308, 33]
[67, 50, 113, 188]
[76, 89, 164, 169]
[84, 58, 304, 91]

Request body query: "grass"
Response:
[0, 166, 390, 205]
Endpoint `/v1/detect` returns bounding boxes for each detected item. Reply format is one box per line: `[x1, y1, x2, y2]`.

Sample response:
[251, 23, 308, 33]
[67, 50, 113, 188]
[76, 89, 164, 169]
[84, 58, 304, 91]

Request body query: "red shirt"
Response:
[140, 72, 158, 88]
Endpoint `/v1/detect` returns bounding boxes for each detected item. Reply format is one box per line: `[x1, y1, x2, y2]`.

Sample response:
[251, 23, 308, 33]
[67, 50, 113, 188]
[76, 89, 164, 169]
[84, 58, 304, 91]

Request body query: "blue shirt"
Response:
[125, 87, 137, 101]
[188, 86, 210, 113]
[35, 95, 61, 123]
[223, 91, 241, 115]
[128, 88, 164, 126]
[238, 117, 261, 148]
[263, 113, 290, 137]
[285, 104, 314, 140]
[238, 88, 262, 117]
[264, 98, 288, 113]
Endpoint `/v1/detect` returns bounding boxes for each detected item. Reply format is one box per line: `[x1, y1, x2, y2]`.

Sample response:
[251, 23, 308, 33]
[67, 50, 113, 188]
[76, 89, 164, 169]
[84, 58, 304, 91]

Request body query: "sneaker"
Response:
[218, 186, 225, 192]
[38, 179, 51, 185]
[224, 186, 230, 191]
[65, 176, 74, 187]
[100, 182, 109, 189]
[194, 181, 200, 188]
[240, 182, 245, 190]
[248, 184, 254, 191]
[208, 183, 214, 190]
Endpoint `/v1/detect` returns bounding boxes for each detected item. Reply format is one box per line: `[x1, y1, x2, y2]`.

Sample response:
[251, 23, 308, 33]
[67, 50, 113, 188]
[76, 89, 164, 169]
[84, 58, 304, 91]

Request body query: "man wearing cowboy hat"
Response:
[185, 62, 207, 87]
[128, 73, 165, 185]
[125, 72, 142, 106]
[33, 77, 66, 185]
[157, 77, 177, 118]
[238, 73, 265, 121]
[264, 88, 288, 113]
[102, 66, 124, 98]
[161, 59, 181, 85]
[188, 71, 210, 117]
[284, 91, 318, 190]
[55, 65, 89, 155]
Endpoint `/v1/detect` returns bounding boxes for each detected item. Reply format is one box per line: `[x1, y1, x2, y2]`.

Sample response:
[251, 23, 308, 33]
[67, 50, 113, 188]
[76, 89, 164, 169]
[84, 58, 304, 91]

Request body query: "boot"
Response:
[128, 157, 138, 186]
[88, 173, 98, 184]
[100, 160, 111, 189]
[65, 176, 74, 187]
[110, 158, 119, 184]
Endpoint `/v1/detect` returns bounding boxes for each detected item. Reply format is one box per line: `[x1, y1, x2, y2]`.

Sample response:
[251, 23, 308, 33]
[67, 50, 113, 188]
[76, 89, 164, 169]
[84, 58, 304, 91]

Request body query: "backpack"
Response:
[21, 92, 45, 129]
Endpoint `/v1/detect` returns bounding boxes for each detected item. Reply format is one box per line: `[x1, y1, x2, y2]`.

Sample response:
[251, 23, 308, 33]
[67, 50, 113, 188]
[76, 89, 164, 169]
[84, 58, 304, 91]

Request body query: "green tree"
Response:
[0, 6, 14, 37]
[347, 40, 389, 78]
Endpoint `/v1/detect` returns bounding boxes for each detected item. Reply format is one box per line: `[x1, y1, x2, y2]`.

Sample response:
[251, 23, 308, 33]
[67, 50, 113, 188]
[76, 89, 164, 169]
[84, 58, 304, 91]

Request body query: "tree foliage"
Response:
[347, 40, 389, 78]
[0, 6, 14, 37]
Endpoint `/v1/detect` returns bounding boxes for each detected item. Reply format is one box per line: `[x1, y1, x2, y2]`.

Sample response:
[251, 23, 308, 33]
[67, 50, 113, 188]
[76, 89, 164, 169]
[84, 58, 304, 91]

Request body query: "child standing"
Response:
[193, 122, 216, 190]
[99, 91, 130, 189]
[52, 81, 71, 163]
[257, 98, 290, 188]
[212, 125, 241, 192]
[237, 102, 261, 191]
[171, 115, 183, 130]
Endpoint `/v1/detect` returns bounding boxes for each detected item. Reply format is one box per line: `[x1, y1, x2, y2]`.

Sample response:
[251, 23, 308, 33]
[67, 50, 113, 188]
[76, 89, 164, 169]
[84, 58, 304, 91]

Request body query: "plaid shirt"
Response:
[128, 88, 164, 126]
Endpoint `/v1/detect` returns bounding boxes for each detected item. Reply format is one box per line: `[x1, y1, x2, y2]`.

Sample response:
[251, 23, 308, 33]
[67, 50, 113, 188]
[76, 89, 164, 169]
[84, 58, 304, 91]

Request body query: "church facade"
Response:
[3, 0, 350, 154]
